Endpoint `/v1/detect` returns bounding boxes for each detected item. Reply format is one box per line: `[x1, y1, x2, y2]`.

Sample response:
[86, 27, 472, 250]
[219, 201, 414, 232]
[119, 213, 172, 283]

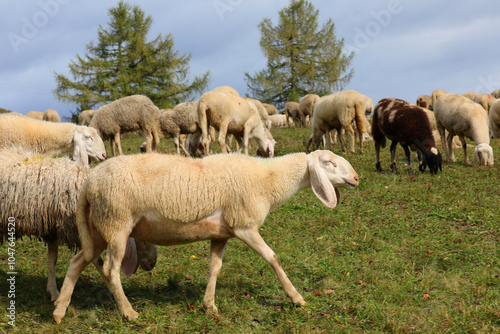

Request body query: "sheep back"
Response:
[43, 109, 61, 122]
[0, 148, 89, 249]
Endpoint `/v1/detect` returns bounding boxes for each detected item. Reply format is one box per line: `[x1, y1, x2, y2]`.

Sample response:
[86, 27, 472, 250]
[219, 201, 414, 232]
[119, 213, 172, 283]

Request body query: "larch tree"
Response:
[245, 0, 354, 109]
[54, 1, 210, 120]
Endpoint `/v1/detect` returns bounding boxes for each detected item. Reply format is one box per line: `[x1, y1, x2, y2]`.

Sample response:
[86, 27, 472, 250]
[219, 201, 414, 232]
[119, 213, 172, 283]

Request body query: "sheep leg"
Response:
[47, 240, 59, 302]
[53, 240, 107, 324]
[345, 124, 355, 154]
[402, 145, 412, 171]
[179, 135, 191, 156]
[233, 228, 305, 307]
[110, 138, 116, 157]
[144, 131, 153, 153]
[102, 232, 139, 321]
[173, 135, 182, 155]
[114, 132, 124, 156]
[337, 129, 346, 153]
[375, 141, 383, 172]
[446, 133, 456, 163]
[390, 141, 398, 172]
[218, 121, 231, 154]
[203, 239, 229, 314]
[459, 135, 468, 165]
[325, 130, 332, 151]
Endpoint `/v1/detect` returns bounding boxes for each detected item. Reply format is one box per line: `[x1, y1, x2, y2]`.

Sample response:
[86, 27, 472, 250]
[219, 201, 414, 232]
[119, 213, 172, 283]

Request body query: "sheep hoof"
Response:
[123, 310, 139, 321]
[295, 299, 306, 307]
[53, 308, 65, 324]
[375, 162, 382, 172]
[204, 303, 218, 314]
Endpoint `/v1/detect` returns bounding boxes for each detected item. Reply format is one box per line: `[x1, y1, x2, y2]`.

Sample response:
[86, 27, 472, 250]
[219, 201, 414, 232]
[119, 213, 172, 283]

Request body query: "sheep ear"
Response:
[121, 237, 139, 277]
[307, 154, 340, 208]
[73, 130, 89, 166]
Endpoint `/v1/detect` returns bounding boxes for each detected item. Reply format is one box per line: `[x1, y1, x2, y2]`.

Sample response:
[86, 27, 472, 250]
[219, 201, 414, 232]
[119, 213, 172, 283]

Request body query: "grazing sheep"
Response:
[307, 90, 369, 154]
[431, 89, 448, 108]
[89, 95, 160, 156]
[299, 94, 320, 127]
[263, 103, 278, 115]
[434, 94, 494, 166]
[0, 113, 106, 165]
[26, 110, 44, 120]
[269, 114, 287, 128]
[245, 97, 272, 130]
[158, 101, 202, 156]
[78, 109, 95, 126]
[0, 148, 157, 301]
[491, 89, 500, 99]
[198, 91, 275, 157]
[43, 109, 61, 122]
[488, 99, 500, 138]
[372, 98, 442, 174]
[416, 94, 433, 110]
[53, 150, 359, 322]
[211, 85, 240, 96]
[284, 101, 300, 127]
[473, 94, 495, 113]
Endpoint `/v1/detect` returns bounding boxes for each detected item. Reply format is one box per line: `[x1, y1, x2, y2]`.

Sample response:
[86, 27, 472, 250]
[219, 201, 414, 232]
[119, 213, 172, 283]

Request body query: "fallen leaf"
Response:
[314, 292, 322, 297]
[186, 275, 192, 280]
[325, 289, 335, 295]
[422, 293, 430, 300]
[186, 304, 196, 311]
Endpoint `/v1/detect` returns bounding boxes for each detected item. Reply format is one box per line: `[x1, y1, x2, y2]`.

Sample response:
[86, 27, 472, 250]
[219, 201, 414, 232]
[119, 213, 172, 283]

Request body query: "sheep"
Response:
[416, 94, 432, 110]
[269, 114, 287, 128]
[0, 113, 106, 165]
[78, 109, 95, 125]
[307, 90, 369, 154]
[89, 95, 160, 156]
[434, 93, 494, 166]
[158, 101, 202, 156]
[263, 103, 278, 115]
[299, 94, 320, 127]
[245, 97, 272, 129]
[431, 89, 448, 108]
[43, 109, 61, 122]
[52, 149, 359, 322]
[463, 92, 478, 101]
[491, 89, 500, 99]
[26, 110, 44, 119]
[198, 91, 275, 157]
[489, 99, 500, 138]
[473, 94, 495, 113]
[211, 85, 240, 96]
[0, 148, 157, 301]
[372, 98, 442, 174]
[284, 101, 300, 127]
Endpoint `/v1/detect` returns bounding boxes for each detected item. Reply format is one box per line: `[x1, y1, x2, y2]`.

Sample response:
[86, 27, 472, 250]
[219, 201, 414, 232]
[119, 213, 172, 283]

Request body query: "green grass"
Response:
[1, 128, 499, 333]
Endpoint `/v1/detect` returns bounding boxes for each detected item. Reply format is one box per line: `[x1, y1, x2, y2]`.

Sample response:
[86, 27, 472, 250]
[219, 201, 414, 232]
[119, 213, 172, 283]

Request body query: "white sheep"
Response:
[488, 98, 500, 138]
[245, 97, 272, 129]
[198, 91, 275, 157]
[431, 89, 448, 108]
[491, 89, 500, 99]
[263, 103, 278, 115]
[269, 114, 287, 128]
[416, 94, 432, 110]
[89, 95, 160, 156]
[53, 150, 359, 322]
[462, 92, 478, 101]
[43, 108, 61, 122]
[307, 90, 369, 154]
[299, 94, 320, 127]
[0, 113, 106, 165]
[284, 101, 300, 127]
[434, 94, 494, 166]
[78, 109, 95, 125]
[26, 110, 44, 119]
[0, 148, 157, 301]
[473, 94, 495, 113]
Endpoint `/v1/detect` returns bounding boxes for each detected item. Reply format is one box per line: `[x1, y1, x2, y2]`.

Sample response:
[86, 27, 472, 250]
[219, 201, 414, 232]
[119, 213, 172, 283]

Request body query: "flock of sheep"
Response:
[0, 84, 496, 322]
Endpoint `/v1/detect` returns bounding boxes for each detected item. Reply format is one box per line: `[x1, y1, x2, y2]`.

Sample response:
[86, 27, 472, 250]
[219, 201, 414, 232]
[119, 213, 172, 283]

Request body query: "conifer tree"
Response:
[54, 1, 210, 119]
[245, 0, 353, 109]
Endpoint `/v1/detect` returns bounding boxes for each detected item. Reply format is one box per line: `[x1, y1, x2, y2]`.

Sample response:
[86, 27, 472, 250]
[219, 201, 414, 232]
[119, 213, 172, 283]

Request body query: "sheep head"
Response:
[73, 126, 106, 166]
[306, 150, 359, 208]
[474, 143, 494, 166]
[419, 147, 442, 174]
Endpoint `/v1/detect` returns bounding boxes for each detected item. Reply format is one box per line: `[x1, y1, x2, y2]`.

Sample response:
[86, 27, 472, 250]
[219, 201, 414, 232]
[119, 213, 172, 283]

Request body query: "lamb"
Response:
[52, 150, 359, 322]
[26, 110, 44, 119]
[198, 91, 275, 157]
[299, 94, 320, 127]
[473, 94, 495, 113]
[416, 94, 432, 110]
[307, 90, 369, 154]
[89, 95, 160, 156]
[0, 113, 106, 165]
[78, 109, 95, 125]
[0, 148, 157, 301]
[43, 109, 61, 122]
[372, 98, 442, 174]
[434, 94, 494, 166]
[489, 99, 500, 138]
[158, 101, 202, 156]
[284, 101, 300, 127]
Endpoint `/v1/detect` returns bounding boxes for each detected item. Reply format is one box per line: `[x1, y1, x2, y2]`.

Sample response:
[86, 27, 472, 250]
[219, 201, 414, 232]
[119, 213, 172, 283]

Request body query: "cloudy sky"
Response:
[2, 0, 500, 120]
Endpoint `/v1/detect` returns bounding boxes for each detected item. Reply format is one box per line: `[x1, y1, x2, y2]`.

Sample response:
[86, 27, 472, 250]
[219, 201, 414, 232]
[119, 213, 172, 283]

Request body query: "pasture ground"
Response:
[1, 127, 499, 333]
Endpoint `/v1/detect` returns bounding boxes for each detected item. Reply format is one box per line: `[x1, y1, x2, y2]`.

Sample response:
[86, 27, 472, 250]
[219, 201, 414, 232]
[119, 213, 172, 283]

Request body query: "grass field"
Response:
[1, 127, 499, 333]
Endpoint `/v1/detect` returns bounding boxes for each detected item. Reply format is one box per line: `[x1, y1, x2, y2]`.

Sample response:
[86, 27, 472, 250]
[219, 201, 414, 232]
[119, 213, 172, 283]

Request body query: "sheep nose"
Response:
[102, 153, 107, 159]
[353, 174, 359, 184]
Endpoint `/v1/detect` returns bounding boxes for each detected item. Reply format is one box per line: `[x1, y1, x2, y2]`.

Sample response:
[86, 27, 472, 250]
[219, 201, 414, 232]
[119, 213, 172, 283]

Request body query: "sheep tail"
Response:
[354, 102, 367, 135]
[197, 100, 210, 153]
[75, 181, 94, 262]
